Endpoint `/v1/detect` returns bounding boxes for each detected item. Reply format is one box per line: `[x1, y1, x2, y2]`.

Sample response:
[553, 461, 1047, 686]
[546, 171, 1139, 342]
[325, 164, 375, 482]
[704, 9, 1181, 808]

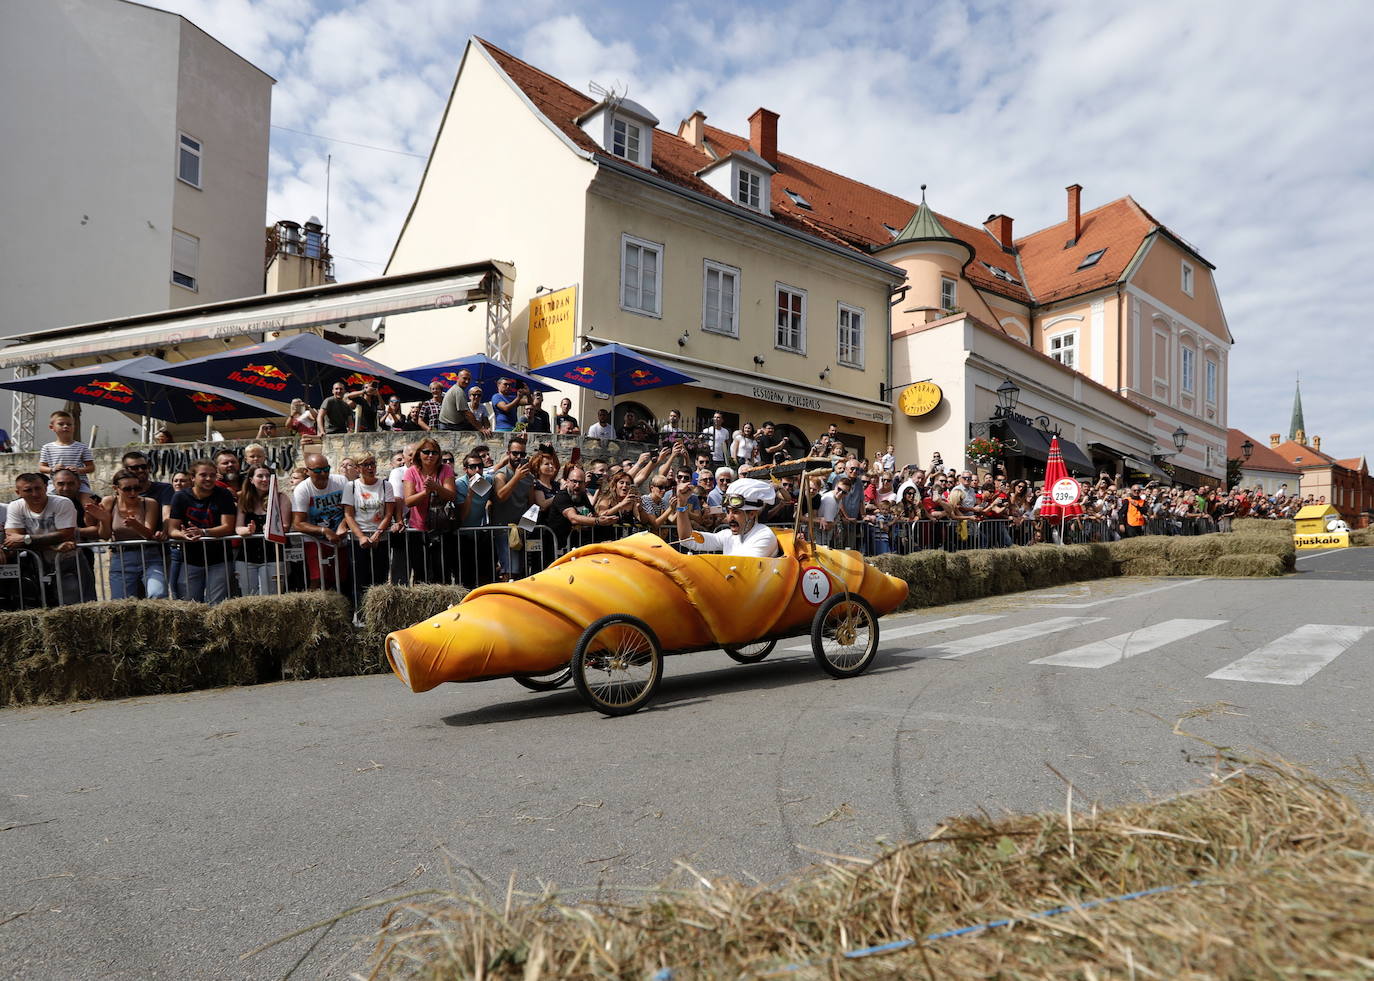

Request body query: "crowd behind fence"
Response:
[2, 512, 1231, 612]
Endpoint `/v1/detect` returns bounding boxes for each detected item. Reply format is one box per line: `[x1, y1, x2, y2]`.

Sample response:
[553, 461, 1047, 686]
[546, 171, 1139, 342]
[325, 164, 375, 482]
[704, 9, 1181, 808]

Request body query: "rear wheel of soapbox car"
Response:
[571, 614, 664, 716]
[810, 594, 880, 679]
[513, 665, 573, 692]
[724, 639, 777, 664]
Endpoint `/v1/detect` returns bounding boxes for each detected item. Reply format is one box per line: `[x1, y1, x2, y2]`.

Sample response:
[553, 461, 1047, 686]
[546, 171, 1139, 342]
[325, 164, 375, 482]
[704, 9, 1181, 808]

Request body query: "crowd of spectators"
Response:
[0, 402, 1315, 612]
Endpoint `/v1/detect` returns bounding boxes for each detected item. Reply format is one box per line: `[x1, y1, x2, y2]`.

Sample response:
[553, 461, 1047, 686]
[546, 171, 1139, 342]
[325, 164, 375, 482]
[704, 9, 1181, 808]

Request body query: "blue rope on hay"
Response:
[648, 879, 1206, 978]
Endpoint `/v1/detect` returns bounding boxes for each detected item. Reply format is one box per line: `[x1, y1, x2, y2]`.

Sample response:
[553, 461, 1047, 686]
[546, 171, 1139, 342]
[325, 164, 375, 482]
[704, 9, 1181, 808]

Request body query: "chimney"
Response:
[679, 110, 707, 151]
[748, 108, 779, 167]
[1066, 183, 1082, 245]
[983, 214, 1014, 251]
[1270, 433, 1281, 448]
[1313, 435, 1321, 452]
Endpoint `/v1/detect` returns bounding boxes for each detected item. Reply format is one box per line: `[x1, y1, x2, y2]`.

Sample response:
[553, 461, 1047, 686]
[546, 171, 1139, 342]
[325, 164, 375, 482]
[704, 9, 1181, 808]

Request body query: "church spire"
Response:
[1289, 375, 1306, 443]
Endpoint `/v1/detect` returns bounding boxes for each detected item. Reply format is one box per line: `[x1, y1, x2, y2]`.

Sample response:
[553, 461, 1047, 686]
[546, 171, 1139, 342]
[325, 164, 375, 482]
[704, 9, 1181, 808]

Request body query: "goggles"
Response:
[724, 493, 760, 511]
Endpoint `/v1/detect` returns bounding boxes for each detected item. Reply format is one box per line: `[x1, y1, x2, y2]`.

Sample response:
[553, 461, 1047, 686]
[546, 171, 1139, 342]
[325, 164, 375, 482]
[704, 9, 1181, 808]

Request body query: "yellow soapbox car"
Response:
[385, 527, 909, 717]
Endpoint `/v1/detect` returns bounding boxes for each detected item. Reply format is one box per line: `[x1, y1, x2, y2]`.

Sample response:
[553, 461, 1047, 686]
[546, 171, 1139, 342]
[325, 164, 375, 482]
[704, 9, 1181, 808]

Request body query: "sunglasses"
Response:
[308, 466, 330, 474]
[509, 451, 526, 458]
[126, 463, 150, 471]
[359, 462, 377, 469]
[463, 462, 480, 469]
[418, 449, 439, 455]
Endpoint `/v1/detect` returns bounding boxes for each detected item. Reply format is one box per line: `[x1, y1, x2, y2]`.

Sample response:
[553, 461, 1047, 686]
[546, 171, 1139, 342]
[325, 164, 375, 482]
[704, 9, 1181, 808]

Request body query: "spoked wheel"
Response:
[572, 614, 663, 716]
[513, 664, 573, 692]
[724, 639, 777, 664]
[810, 594, 880, 679]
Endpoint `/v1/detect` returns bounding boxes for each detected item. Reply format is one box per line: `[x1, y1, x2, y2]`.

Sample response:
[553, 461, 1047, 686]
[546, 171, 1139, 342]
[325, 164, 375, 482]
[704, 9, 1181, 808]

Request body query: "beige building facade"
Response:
[375, 38, 900, 458]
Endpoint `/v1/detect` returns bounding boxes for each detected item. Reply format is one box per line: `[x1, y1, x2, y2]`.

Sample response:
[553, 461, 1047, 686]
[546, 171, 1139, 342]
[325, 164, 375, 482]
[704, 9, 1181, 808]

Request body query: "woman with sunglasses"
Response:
[403, 438, 459, 583]
[87, 467, 167, 599]
[235, 465, 291, 595]
[342, 452, 398, 601]
[378, 396, 410, 432]
[460, 387, 492, 435]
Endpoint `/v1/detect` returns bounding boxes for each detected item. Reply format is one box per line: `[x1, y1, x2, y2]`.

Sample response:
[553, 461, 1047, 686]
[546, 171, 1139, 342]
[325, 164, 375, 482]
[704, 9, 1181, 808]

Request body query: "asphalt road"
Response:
[3, 547, 1372, 979]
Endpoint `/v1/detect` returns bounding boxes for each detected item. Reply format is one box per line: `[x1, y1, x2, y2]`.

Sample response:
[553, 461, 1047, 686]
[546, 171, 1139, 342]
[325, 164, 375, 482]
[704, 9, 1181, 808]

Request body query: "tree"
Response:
[1226, 457, 1244, 489]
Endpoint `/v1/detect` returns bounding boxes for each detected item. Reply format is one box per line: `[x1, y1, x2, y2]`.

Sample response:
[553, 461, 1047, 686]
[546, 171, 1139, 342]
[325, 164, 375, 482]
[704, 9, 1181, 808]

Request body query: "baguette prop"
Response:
[386, 530, 907, 693]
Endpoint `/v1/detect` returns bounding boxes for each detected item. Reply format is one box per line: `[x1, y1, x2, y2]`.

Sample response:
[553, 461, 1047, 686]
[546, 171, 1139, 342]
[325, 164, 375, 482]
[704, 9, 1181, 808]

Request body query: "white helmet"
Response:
[722, 477, 776, 511]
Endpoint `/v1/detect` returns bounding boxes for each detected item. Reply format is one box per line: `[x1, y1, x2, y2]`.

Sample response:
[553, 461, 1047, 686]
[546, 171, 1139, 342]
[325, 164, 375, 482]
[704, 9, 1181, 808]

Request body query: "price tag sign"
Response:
[800, 566, 831, 605]
[1051, 478, 1082, 506]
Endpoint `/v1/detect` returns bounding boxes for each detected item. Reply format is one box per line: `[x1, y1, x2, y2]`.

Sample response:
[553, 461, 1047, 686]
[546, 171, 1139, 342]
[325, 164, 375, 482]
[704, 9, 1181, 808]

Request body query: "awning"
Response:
[1123, 456, 1172, 483]
[0, 261, 512, 370]
[613, 344, 893, 424]
[998, 419, 1094, 475]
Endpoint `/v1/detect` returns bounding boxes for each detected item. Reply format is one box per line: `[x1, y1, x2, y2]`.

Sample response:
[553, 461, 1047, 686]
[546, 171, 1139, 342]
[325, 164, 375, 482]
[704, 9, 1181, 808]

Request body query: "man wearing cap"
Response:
[673, 476, 779, 558]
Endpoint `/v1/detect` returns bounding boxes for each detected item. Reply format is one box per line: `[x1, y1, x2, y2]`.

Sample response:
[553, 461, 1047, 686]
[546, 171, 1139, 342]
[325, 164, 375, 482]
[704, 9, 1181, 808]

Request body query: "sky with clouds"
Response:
[158, 0, 1373, 459]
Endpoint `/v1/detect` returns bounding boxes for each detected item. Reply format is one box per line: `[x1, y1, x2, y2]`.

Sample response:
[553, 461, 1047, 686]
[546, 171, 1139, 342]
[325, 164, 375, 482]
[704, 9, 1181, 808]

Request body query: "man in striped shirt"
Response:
[39, 410, 94, 492]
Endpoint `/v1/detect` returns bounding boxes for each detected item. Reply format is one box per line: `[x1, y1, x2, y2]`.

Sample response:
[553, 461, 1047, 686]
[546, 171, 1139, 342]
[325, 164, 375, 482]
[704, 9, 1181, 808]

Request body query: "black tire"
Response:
[724, 639, 777, 664]
[571, 614, 663, 716]
[513, 665, 573, 692]
[810, 594, 879, 679]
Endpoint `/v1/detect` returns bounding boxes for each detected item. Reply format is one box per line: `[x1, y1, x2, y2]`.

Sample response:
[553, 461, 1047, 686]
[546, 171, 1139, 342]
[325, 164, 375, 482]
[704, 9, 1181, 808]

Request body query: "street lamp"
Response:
[1172, 426, 1189, 453]
[995, 377, 1020, 414]
[1240, 439, 1254, 461]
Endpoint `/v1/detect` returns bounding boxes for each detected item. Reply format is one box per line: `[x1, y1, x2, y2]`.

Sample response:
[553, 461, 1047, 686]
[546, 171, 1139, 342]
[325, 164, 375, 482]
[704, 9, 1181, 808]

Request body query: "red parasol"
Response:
[1038, 435, 1083, 519]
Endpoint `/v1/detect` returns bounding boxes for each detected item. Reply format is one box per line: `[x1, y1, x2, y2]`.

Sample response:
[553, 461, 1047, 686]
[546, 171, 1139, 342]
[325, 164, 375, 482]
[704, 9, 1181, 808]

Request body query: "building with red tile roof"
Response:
[378, 37, 1232, 481]
[1265, 433, 1372, 525]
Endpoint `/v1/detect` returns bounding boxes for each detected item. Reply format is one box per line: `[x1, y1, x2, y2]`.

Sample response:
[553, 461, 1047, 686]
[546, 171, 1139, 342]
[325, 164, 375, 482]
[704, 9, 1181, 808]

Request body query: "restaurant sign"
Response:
[898, 381, 943, 417]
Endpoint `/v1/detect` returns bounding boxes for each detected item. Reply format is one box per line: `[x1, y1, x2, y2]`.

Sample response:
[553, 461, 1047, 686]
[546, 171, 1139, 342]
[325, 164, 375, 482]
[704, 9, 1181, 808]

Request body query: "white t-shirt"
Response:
[387, 466, 409, 518]
[731, 432, 759, 466]
[702, 425, 730, 461]
[586, 421, 615, 440]
[291, 474, 348, 531]
[683, 520, 779, 558]
[818, 490, 841, 524]
[879, 452, 895, 472]
[39, 440, 93, 491]
[341, 477, 394, 534]
[5, 495, 78, 551]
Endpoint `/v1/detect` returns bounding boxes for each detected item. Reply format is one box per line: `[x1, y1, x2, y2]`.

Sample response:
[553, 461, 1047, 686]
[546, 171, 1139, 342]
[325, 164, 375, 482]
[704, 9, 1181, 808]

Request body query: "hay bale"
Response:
[1232, 517, 1294, 536]
[1212, 553, 1288, 577]
[17, 600, 207, 705]
[1351, 527, 1374, 547]
[203, 592, 356, 682]
[357, 753, 1374, 980]
[360, 583, 469, 635]
[0, 611, 46, 706]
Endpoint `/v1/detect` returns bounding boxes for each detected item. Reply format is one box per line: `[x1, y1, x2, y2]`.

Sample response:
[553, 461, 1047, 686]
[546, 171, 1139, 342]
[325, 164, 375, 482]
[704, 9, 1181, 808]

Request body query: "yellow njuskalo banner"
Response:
[527, 285, 576, 369]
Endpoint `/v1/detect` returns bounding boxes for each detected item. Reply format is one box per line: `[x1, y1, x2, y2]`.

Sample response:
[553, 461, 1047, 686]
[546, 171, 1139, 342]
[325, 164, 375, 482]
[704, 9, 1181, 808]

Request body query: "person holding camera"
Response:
[491, 377, 530, 432]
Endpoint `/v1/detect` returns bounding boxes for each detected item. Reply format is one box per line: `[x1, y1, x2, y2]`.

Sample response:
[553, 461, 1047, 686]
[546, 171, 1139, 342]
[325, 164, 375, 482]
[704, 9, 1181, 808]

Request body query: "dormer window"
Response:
[784, 188, 812, 210]
[612, 117, 643, 164]
[696, 149, 775, 215]
[737, 169, 761, 209]
[577, 96, 659, 169]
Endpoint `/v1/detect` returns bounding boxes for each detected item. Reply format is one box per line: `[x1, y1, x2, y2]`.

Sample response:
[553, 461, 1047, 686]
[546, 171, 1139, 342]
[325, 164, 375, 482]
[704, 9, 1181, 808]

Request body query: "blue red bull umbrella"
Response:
[528, 343, 694, 396]
[149, 332, 428, 404]
[398, 354, 556, 393]
[0, 356, 279, 422]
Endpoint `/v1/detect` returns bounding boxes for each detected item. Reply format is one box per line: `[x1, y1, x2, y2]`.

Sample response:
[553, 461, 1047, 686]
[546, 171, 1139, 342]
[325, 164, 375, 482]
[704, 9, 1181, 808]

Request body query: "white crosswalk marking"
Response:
[928, 616, 1107, 659]
[1031, 619, 1228, 669]
[782, 614, 1003, 652]
[1206, 624, 1371, 685]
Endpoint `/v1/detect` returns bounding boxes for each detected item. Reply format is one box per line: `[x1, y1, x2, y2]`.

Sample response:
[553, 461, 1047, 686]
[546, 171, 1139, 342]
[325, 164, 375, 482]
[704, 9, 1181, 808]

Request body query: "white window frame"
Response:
[939, 276, 958, 312]
[774, 283, 807, 354]
[171, 229, 199, 291]
[1048, 330, 1076, 369]
[736, 168, 762, 211]
[837, 303, 864, 368]
[620, 234, 662, 317]
[701, 259, 740, 338]
[178, 132, 202, 188]
[1181, 345, 1196, 394]
[1205, 358, 1217, 404]
[611, 116, 643, 165]
[1180, 259, 1195, 297]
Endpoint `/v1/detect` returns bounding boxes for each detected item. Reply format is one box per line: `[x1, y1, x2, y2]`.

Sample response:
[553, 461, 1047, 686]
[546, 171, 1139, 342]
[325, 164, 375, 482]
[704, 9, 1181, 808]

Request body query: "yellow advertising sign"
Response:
[898, 381, 942, 417]
[1294, 532, 1349, 549]
[527, 285, 576, 369]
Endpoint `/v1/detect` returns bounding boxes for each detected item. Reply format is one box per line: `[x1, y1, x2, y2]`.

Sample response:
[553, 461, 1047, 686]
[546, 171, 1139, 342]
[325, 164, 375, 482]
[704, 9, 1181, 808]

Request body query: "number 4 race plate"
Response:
[800, 565, 831, 605]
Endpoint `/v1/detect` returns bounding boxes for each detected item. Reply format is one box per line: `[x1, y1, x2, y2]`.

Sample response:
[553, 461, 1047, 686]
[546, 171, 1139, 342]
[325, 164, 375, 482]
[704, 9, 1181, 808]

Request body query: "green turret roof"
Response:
[1289, 377, 1306, 442]
[893, 197, 954, 243]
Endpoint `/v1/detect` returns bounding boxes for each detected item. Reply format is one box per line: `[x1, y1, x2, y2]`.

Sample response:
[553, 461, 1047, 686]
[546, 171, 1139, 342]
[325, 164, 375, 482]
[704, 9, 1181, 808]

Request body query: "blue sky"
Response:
[160, 0, 1374, 461]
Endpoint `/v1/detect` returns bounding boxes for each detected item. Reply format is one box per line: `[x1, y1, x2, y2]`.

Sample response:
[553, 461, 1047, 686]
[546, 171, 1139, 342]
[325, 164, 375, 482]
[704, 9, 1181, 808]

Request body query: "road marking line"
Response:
[1295, 550, 1340, 561]
[1036, 577, 1206, 609]
[1207, 624, 1372, 685]
[927, 617, 1107, 659]
[782, 614, 1003, 652]
[1030, 619, 1228, 668]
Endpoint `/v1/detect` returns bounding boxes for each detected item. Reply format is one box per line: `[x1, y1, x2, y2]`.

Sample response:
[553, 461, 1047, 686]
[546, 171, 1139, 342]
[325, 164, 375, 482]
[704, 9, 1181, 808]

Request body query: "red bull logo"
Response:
[74, 379, 136, 404]
[188, 391, 234, 414]
[334, 353, 366, 366]
[343, 372, 376, 386]
[565, 366, 597, 384]
[629, 369, 662, 387]
[228, 362, 291, 392]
